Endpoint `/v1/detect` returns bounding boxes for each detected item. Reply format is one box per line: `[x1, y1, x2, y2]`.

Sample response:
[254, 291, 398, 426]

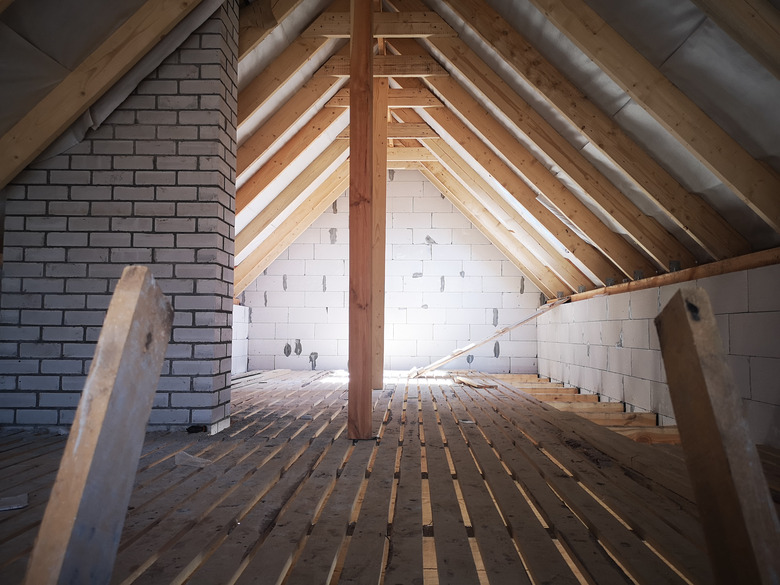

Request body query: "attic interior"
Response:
[1, 0, 780, 583]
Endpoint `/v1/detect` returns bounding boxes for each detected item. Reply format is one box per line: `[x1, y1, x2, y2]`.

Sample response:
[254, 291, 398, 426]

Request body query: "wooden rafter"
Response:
[393, 104, 637, 285]
[426, 0, 750, 259]
[236, 140, 349, 256]
[302, 11, 455, 38]
[419, 162, 563, 298]
[238, 36, 332, 127]
[525, 0, 780, 232]
[238, 0, 303, 61]
[422, 138, 591, 293]
[0, 0, 203, 192]
[238, 75, 344, 176]
[689, 0, 780, 80]
[237, 107, 345, 214]
[392, 38, 701, 269]
[234, 162, 350, 296]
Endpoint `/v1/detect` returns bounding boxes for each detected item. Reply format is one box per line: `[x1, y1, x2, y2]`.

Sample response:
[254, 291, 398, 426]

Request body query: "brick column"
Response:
[0, 1, 238, 433]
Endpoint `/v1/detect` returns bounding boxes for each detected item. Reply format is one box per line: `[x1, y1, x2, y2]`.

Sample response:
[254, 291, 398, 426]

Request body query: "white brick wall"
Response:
[242, 170, 541, 374]
[538, 263, 780, 447]
[0, 2, 239, 433]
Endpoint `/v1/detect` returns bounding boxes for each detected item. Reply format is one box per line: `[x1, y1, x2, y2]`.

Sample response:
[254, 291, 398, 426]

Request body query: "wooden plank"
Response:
[304, 10, 455, 37]
[526, 0, 780, 233]
[655, 287, 780, 585]
[338, 386, 404, 584]
[387, 146, 437, 161]
[371, 78, 388, 390]
[607, 426, 681, 445]
[23, 266, 172, 585]
[443, 383, 626, 584]
[348, 0, 375, 440]
[419, 0, 749, 260]
[419, 386, 481, 583]
[384, 383, 424, 584]
[284, 440, 375, 585]
[0, 0, 202, 192]
[430, 385, 534, 585]
[319, 54, 447, 77]
[237, 75, 343, 176]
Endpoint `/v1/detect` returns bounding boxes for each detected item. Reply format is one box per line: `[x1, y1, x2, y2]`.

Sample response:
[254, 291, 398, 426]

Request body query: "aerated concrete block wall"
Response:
[240, 170, 542, 373]
[0, 2, 239, 433]
[537, 264, 780, 447]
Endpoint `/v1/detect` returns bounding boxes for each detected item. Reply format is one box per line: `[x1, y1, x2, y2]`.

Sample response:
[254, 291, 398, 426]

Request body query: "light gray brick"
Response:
[135, 202, 176, 216]
[50, 170, 91, 185]
[0, 392, 37, 407]
[92, 170, 134, 185]
[44, 295, 86, 310]
[47, 232, 88, 247]
[135, 138, 177, 154]
[65, 280, 108, 294]
[27, 216, 67, 231]
[158, 125, 199, 140]
[109, 248, 152, 263]
[42, 327, 84, 342]
[16, 409, 59, 425]
[68, 217, 110, 231]
[112, 217, 153, 231]
[113, 156, 154, 170]
[39, 392, 82, 407]
[115, 125, 156, 140]
[5, 264, 45, 279]
[94, 141, 134, 155]
[158, 63, 200, 79]
[70, 155, 112, 170]
[71, 185, 113, 200]
[133, 233, 175, 247]
[41, 360, 82, 374]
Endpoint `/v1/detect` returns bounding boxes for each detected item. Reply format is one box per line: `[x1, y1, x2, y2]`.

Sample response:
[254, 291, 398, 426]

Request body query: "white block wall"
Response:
[538, 264, 780, 447]
[232, 305, 249, 374]
[241, 169, 542, 373]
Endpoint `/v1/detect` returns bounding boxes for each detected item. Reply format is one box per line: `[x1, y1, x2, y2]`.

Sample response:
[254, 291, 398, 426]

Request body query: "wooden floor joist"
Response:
[3, 370, 777, 584]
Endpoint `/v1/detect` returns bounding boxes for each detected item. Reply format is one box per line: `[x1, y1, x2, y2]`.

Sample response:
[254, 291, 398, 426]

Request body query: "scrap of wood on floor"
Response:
[2, 368, 778, 584]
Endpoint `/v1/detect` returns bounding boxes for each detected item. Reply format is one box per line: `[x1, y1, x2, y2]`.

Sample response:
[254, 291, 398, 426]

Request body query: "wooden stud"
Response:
[371, 78, 388, 390]
[23, 266, 173, 585]
[348, 0, 374, 440]
[655, 287, 780, 585]
[0, 0, 202, 192]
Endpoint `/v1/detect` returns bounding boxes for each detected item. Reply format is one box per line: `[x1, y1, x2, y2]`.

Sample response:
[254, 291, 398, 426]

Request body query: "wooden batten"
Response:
[371, 78, 388, 390]
[348, 0, 375, 440]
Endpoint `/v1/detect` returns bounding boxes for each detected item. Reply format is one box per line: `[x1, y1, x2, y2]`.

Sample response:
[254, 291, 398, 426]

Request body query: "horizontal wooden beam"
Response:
[387, 146, 436, 161]
[319, 54, 446, 77]
[327, 87, 442, 107]
[0, 0, 202, 192]
[338, 122, 436, 139]
[303, 11, 455, 38]
[564, 247, 780, 303]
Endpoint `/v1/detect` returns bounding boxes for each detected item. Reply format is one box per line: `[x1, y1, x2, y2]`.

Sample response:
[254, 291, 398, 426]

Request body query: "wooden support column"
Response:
[655, 288, 780, 585]
[371, 77, 388, 390]
[23, 266, 173, 585]
[348, 0, 374, 439]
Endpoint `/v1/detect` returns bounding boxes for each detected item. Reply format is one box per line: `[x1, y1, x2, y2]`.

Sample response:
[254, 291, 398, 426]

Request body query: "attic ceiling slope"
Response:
[232, 0, 779, 298]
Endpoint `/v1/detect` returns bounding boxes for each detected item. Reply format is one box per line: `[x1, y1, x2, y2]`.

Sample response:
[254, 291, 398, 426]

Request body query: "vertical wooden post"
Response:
[348, 0, 374, 439]
[24, 266, 173, 585]
[655, 287, 780, 585]
[371, 76, 388, 391]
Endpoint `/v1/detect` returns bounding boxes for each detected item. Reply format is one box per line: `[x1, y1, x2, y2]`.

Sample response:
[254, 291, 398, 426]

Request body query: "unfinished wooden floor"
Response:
[1, 370, 778, 584]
